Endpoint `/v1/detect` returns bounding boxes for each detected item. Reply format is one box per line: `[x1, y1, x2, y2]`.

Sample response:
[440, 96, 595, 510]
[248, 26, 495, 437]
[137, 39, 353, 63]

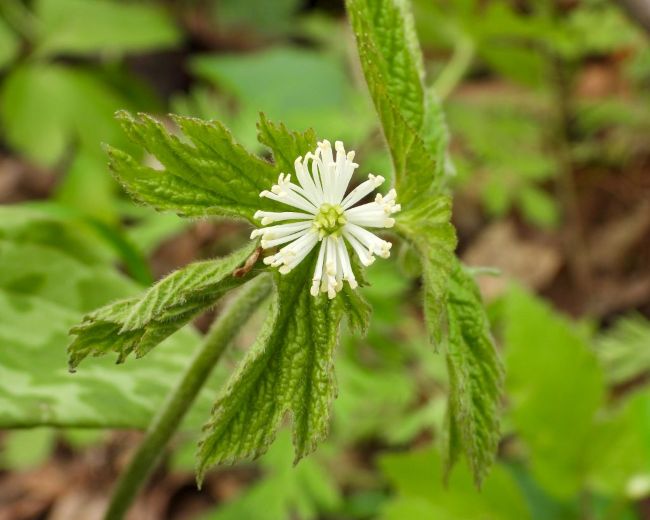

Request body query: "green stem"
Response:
[104, 274, 273, 520]
[432, 35, 475, 101]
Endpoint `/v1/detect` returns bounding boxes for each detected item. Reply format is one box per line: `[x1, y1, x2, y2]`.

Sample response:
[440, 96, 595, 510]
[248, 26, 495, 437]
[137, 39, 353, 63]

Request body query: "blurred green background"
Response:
[1, 0, 650, 519]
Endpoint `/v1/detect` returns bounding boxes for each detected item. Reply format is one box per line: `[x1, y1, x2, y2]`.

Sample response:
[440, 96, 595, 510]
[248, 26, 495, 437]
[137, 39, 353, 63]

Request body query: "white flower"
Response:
[252, 140, 400, 299]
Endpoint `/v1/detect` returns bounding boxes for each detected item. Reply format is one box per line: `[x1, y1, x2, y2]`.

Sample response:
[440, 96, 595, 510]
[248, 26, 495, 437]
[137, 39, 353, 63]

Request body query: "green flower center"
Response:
[313, 203, 346, 237]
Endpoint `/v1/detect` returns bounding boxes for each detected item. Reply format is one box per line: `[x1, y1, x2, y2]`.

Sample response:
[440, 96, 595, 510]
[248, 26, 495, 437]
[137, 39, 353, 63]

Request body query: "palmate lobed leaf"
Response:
[347, 0, 457, 347]
[83, 0, 495, 488]
[346, 0, 425, 130]
[60, 106, 371, 470]
[0, 208, 218, 430]
[107, 111, 282, 223]
[68, 241, 260, 368]
[347, 0, 501, 486]
[346, 0, 446, 206]
[196, 258, 344, 483]
[196, 115, 372, 480]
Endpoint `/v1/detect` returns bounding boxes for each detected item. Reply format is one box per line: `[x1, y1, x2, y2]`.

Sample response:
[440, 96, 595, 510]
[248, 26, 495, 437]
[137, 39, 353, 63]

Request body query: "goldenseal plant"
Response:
[253, 140, 400, 297]
[67, 0, 503, 517]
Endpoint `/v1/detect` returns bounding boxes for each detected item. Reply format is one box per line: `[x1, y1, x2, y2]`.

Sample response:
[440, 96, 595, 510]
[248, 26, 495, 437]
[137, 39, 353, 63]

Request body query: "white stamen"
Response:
[254, 210, 313, 225]
[341, 174, 385, 209]
[253, 140, 399, 297]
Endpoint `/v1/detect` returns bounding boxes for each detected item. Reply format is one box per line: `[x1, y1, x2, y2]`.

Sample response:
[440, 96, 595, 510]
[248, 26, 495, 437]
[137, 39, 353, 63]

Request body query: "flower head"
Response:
[252, 140, 400, 298]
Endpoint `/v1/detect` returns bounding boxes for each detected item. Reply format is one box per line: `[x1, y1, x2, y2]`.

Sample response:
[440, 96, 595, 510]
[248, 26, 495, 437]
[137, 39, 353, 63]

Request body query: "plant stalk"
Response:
[104, 273, 273, 520]
[433, 35, 475, 101]
[548, 53, 592, 295]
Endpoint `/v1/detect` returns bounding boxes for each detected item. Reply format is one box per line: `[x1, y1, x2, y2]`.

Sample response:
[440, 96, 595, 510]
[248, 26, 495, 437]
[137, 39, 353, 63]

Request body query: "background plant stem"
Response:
[104, 273, 273, 520]
[548, 53, 592, 296]
[433, 35, 475, 101]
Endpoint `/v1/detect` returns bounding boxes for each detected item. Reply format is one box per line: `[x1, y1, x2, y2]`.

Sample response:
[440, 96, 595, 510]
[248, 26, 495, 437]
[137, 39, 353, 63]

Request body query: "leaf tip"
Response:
[195, 471, 205, 491]
[114, 109, 132, 122]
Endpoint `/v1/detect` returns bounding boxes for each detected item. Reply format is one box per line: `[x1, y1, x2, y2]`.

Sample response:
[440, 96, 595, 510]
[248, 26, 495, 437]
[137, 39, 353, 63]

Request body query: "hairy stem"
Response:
[104, 274, 273, 520]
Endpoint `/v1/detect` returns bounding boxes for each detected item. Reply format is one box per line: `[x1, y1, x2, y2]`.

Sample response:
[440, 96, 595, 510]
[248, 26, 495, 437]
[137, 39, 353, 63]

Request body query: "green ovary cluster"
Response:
[313, 203, 346, 237]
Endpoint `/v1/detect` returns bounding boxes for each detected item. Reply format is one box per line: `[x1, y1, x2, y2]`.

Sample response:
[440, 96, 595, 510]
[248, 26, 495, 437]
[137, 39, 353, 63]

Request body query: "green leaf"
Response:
[10, 202, 153, 284]
[197, 255, 344, 482]
[0, 289, 213, 429]
[339, 285, 372, 337]
[0, 63, 129, 166]
[379, 446, 528, 520]
[334, 354, 419, 443]
[0, 209, 217, 429]
[346, 0, 442, 205]
[68, 241, 260, 368]
[333, 241, 371, 337]
[34, 0, 180, 56]
[108, 111, 279, 223]
[214, 0, 302, 35]
[595, 314, 650, 385]
[443, 261, 503, 487]
[0, 239, 133, 314]
[504, 286, 605, 499]
[191, 47, 372, 147]
[447, 97, 556, 227]
[0, 205, 116, 267]
[192, 48, 349, 116]
[202, 431, 340, 520]
[0, 429, 55, 470]
[395, 195, 457, 346]
[346, 0, 424, 130]
[256, 113, 317, 174]
[346, 0, 502, 487]
[478, 45, 545, 88]
[421, 88, 454, 179]
[586, 390, 650, 498]
[518, 186, 559, 228]
[0, 17, 19, 69]
[559, 5, 641, 59]
[54, 149, 120, 223]
[124, 209, 189, 257]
